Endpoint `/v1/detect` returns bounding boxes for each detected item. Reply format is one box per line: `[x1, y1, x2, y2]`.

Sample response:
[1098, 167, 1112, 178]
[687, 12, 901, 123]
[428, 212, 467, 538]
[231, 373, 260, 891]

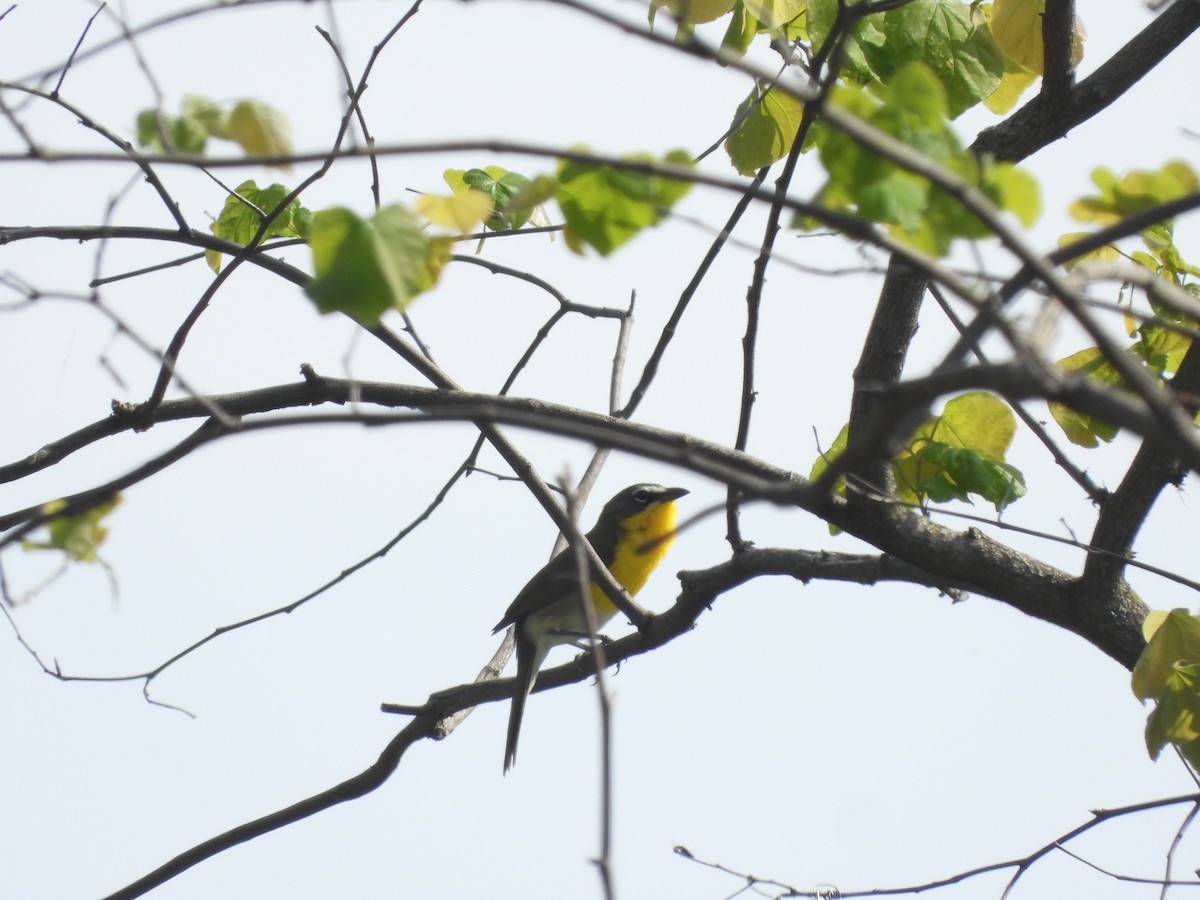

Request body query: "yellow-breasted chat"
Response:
[493, 483, 688, 772]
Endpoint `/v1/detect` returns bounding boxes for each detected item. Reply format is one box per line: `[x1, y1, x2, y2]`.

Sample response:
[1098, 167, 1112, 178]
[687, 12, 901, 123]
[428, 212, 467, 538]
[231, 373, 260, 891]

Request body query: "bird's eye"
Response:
[632, 488, 652, 505]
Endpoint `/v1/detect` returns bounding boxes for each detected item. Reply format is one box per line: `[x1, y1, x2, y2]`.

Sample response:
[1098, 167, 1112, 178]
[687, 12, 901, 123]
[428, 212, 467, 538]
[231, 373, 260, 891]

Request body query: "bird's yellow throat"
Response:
[589, 498, 679, 617]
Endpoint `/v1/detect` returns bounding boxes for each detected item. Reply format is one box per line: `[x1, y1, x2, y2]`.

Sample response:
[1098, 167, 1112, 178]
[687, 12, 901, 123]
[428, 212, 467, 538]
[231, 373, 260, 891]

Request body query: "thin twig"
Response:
[561, 478, 617, 900]
[52, 3, 106, 96]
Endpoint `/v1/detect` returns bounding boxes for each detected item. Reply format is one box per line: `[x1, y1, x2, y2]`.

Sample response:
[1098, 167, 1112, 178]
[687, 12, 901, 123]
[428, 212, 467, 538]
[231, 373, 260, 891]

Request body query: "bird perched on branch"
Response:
[493, 483, 688, 773]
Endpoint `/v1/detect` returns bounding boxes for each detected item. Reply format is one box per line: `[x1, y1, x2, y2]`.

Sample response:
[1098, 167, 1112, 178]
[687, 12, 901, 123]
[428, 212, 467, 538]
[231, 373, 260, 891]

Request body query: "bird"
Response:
[493, 483, 688, 773]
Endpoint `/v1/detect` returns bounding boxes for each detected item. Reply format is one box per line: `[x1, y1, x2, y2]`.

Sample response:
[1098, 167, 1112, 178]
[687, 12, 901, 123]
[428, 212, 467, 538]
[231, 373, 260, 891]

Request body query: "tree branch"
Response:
[103, 539, 979, 899]
[2, 370, 1165, 665]
[973, 0, 1200, 161]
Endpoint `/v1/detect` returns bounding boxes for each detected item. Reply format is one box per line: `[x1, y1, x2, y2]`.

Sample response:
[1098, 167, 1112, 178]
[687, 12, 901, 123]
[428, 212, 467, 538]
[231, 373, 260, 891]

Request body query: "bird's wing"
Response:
[492, 550, 589, 633]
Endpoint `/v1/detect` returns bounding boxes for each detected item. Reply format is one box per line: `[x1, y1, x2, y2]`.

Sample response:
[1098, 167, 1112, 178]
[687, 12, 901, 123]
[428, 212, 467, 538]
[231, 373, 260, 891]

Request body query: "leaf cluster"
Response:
[1050, 161, 1200, 447]
[298, 150, 693, 323]
[800, 62, 1038, 255]
[136, 96, 292, 162]
[811, 392, 1026, 520]
[1134, 610, 1200, 770]
[206, 180, 313, 271]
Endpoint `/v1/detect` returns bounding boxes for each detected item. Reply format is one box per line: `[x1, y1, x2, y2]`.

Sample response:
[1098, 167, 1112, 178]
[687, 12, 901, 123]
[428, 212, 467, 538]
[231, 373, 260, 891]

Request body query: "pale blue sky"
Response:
[2, 2, 1199, 898]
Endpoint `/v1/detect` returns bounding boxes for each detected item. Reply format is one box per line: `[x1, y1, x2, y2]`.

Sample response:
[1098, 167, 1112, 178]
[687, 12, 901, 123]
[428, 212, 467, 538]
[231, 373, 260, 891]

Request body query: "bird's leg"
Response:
[548, 627, 602, 651]
[551, 630, 621, 677]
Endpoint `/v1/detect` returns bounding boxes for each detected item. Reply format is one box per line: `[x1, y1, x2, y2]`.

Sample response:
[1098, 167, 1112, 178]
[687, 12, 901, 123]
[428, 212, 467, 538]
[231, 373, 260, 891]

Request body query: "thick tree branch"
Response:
[846, 254, 928, 493]
[1081, 340, 1200, 591]
[824, 500, 1147, 669]
[973, 0, 1200, 161]
[1040, 0, 1077, 105]
[1, 371, 1165, 667]
[10, 360, 1191, 518]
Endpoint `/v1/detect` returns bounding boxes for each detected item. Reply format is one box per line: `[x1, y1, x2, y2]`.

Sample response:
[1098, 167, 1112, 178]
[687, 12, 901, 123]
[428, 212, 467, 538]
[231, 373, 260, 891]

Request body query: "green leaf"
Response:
[501, 173, 559, 223]
[1145, 662, 1200, 762]
[1133, 608, 1200, 765]
[459, 167, 536, 230]
[1134, 323, 1191, 376]
[819, 394, 1023, 518]
[21, 496, 121, 563]
[207, 181, 311, 271]
[1047, 347, 1125, 447]
[806, 0, 888, 82]
[555, 149, 694, 255]
[869, 0, 1004, 118]
[802, 60, 1039, 255]
[304, 205, 443, 325]
[725, 81, 806, 175]
[934, 391, 1017, 458]
[809, 0, 1003, 116]
[908, 442, 1026, 509]
[808, 421, 849, 486]
[135, 109, 208, 155]
[981, 158, 1041, 227]
[808, 422, 849, 535]
[815, 66, 955, 242]
[292, 206, 313, 240]
[212, 181, 307, 245]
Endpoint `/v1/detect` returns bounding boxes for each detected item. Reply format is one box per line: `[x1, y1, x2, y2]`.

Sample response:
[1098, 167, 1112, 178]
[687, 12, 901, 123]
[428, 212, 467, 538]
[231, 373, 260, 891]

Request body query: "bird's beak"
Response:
[660, 486, 689, 502]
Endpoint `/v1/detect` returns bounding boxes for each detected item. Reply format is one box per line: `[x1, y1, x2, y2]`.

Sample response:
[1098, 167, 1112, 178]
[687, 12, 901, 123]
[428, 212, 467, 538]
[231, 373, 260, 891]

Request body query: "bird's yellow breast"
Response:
[589, 500, 678, 619]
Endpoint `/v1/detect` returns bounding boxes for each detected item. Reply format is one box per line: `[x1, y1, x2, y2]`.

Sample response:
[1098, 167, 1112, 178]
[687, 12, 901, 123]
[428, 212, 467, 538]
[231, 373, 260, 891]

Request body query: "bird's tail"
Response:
[503, 641, 539, 774]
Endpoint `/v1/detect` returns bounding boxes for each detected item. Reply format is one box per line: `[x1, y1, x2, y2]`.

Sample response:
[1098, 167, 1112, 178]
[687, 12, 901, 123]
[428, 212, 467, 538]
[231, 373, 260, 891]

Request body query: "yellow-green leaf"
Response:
[1134, 323, 1192, 375]
[227, 100, 293, 167]
[460, 167, 537, 230]
[721, 1, 759, 56]
[1143, 610, 1171, 642]
[1133, 609, 1200, 764]
[21, 496, 121, 563]
[1047, 347, 1125, 447]
[742, 0, 805, 30]
[416, 191, 493, 232]
[990, 0, 1045, 73]
[983, 65, 1038, 115]
[1071, 161, 1199, 226]
[649, 0, 737, 25]
[725, 81, 805, 176]
[934, 392, 1015, 457]
[893, 392, 1025, 509]
[1133, 608, 1200, 701]
[1056, 231, 1119, 271]
[1145, 663, 1200, 760]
